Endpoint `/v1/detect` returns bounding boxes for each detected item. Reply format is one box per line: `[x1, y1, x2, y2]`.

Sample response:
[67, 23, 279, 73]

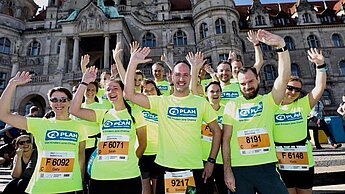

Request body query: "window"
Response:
[199, 23, 208, 39]
[0, 72, 6, 89]
[255, 15, 266, 26]
[263, 65, 277, 80]
[291, 63, 300, 77]
[173, 30, 187, 46]
[302, 13, 312, 23]
[219, 53, 229, 61]
[260, 43, 272, 52]
[56, 40, 61, 54]
[339, 60, 345, 75]
[232, 21, 237, 35]
[284, 36, 295, 50]
[307, 35, 320, 48]
[321, 90, 332, 105]
[215, 18, 226, 34]
[142, 32, 156, 47]
[27, 41, 41, 56]
[332, 34, 343, 48]
[0, 37, 11, 54]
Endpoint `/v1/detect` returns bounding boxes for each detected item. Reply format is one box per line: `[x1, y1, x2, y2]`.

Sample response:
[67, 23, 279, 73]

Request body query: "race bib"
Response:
[164, 170, 195, 194]
[39, 151, 75, 179]
[237, 128, 270, 155]
[276, 145, 309, 171]
[98, 134, 129, 161]
[201, 123, 213, 142]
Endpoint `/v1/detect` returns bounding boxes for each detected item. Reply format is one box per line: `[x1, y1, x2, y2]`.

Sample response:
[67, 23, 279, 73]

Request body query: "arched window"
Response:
[232, 21, 237, 35]
[332, 34, 343, 47]
[215, 18, 226, 34]
[0, 72, 7, 89]
[321, 90, 332, 105]
[339, 60, 345, 75]
[142, 32, 156, 47]
[173, 30, 187, 46]
[219, 53, 229, 61]
[260, 43, 272, 52]
[263, 65, 277, 80]
[284, 36, 295, 50]
[0, 37, 11, 54]
[307, 35, 320, 48]
[255, 15, 266, 26]
[56, 40, 61, 54]
[199, 23, 208, 39]
[27, 41, 41, 56]
[302, 13, 312, 23]
[291, 63, 300, 77]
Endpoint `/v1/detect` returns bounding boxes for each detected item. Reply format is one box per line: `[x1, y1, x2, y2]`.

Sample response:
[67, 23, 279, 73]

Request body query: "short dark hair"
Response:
[30, 106, 39, 113]
[205, 81, 222, 93]
[141, 79, 162, 96]
[237, 67, 258, 77]
[217, 60, 231, 68]
[48, 87, 73, 100]
[288, 76, 303, 85]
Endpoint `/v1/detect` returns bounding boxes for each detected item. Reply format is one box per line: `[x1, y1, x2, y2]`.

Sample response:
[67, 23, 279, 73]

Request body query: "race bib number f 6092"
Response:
[164, 170, 195, 194]
[98, 134, 129, 161]
[237, 128, 270, 155]
[276, 145, 309, 171]
[39, 151, 75, 179]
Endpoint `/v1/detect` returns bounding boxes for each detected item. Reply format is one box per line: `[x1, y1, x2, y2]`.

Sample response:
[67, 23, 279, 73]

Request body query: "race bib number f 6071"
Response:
[98, 134, 129, 161]
[276, 145, 309, 171]
[237, 128, 270, 155]
[164, 170, 195, 194]
[39, 151, 75, 179]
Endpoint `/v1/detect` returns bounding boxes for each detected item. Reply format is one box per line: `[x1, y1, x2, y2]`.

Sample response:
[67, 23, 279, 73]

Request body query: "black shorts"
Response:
[89, 176, 142, 194]
[278, 167, 314, 189]
[139, 155, 160, 179]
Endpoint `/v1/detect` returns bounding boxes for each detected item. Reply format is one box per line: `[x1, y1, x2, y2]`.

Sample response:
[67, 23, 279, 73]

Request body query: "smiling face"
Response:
[206, 83, 222, 105]
[152, 63, 163, 81]
[238, 70, 260, 100]
[85, 83, 97, 101]
[16, 135, 32, 151]
[49, 91, 71, 116]
[135, 74, 143, 87]
[172, 63, 191, 95]
[105, 80, 123, 103]
[284, 80, 302, 104]
[231, 60, 243, 79]
[217, 62, 231, 84]
[142, 83, 158, 96]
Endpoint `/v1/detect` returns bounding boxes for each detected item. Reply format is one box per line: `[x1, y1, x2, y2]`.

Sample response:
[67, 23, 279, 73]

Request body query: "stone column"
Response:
[11, 56, 19, 77]
[57, 38, 67, 72]
[72, 36, 79, 72]
[103, 34, 110, 69]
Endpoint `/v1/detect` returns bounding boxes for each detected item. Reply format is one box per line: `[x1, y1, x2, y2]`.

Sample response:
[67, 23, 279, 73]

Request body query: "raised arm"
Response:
[112, 42, 126, 81]
[161, 53, 174, 72]
[80, 54, 90, 74]
[257, 29, 290, 105]
[11, 149, 23, 178]
[247, 30, 264, 72]
[0, 72, 31, 130]
[308, 48, 327, 108]
[204, 64, 219, 82]
[123, 47, 152, 109]
[186, 52, 204, 96]
[69, 66, 98, 122]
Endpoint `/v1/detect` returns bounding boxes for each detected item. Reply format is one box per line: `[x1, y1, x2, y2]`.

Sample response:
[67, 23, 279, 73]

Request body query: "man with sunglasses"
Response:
[273, 48, 327, 194]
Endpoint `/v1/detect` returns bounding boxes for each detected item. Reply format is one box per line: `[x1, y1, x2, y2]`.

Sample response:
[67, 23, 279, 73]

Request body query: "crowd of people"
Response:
[0, 29, 343, 194]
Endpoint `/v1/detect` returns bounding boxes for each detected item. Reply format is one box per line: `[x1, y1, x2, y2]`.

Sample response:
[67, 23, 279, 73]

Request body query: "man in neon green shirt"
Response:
[222, 29, 291, 193]
[125, 48, 222, 194]
[152, 62, 171, 95]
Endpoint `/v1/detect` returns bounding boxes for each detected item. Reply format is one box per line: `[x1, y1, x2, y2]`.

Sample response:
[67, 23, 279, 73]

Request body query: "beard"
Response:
[241, 86, 259, 100]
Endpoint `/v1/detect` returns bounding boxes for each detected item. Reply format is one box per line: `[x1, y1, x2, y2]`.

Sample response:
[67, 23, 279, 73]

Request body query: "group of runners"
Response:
[0, 29, 327, 194]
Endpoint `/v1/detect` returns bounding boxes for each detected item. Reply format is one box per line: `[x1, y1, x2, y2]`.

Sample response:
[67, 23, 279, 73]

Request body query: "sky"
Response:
[33, 0, 326, 9]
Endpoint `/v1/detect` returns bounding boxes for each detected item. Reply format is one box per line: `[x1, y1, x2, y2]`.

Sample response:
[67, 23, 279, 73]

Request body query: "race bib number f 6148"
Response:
[276, 145, 309, 171]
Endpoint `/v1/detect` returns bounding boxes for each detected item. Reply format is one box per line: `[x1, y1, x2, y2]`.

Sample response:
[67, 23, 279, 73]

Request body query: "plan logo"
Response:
[142, 110, 158, 122]
[167, 107, 197, 117]
[103, 119, 132, 129]
[45, 130, 78, 142]
[221, 91, 239, 99]
[275, 112, 302, 122]
[157, 85, 168, 91]
[238, 102, 263, 119]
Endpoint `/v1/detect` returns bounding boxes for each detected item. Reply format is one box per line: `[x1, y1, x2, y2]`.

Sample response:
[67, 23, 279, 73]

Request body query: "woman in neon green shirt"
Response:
[70, 66, 147, 194]
[273, 48, 327, 194]
[0, 72, 87, 194]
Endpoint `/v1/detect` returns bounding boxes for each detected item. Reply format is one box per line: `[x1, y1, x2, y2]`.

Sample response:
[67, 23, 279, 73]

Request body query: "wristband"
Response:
[275, 45, 288, 53]
[254, 43, 260, 47]
[207, 157, 216, 164]
[316, 63, 327, 69]
[317, 66, 328, 72]
[80, 82, 89, 86]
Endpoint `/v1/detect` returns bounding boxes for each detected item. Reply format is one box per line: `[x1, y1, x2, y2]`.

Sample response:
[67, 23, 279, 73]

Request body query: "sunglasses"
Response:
[18, 140, 31, 145]
[287, 85, 302, 93]
[49, 97, 70, 103]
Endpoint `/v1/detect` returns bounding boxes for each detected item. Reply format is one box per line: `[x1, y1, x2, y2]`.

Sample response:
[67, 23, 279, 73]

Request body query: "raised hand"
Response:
[130, 47, 152, 65]
[82, 66, 98, 84]
[247, 30, 259, 45]
[228, 51, 236, 61]
[307, 48, 324, 66]
[112, 42, 122, 61]
[161, 53, 168, 63]
[204, 63, 215, 74]
[257, 29, 285, 48]
[111, 64, 118, 77]
[186, 52, 205, 70]
[80, 54, 90, 69]
[130, 41, 140, 55]
[9, 71, 32, 86]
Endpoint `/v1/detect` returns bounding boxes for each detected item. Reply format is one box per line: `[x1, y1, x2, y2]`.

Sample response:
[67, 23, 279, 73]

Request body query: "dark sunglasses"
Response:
[49, 97, 70, 103]
[287, 85, 302, 93]
[18, 140, 31, 145]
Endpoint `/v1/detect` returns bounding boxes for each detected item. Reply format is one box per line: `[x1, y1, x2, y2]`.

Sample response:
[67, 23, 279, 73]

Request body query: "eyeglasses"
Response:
[18, 140, 31, 145]
[49, 97, 70, 103]
[287, 85, 302, 93]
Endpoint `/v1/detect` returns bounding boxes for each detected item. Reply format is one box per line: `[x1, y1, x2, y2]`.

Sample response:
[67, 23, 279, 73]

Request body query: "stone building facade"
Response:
[0, 0, 344, 116]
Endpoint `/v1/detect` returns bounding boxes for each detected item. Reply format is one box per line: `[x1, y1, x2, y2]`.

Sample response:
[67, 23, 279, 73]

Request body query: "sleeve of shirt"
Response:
[133, 107, 146, 129]
[300, 95, 312, 115]
[26, 117, 42, 136]
[94, 109, 109, 124]
[147, 95, 161, 113]
[76, 121, 88, 142]
[265, 92, 279, 112]
[203, 100, 218, 124]
[222, 100, 237, 126]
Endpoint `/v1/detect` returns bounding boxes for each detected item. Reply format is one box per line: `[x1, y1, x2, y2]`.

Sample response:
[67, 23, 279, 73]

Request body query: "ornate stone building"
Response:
[0, 0, 344, 116]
